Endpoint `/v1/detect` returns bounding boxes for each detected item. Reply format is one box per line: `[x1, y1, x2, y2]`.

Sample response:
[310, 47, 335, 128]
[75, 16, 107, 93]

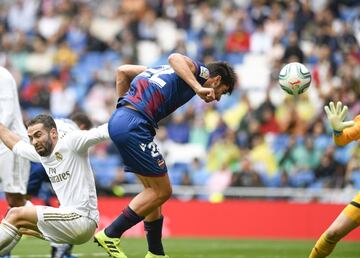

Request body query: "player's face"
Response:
[28, 123, 55, 156]
[206, 76, 230, 101]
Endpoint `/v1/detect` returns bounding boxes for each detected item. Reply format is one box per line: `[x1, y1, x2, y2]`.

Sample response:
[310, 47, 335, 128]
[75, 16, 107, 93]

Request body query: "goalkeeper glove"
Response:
[324, 101, 355, 135]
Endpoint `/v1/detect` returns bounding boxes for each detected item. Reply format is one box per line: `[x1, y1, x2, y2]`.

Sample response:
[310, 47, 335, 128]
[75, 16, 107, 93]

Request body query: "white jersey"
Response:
[12, 124, 109, 224]
[0, 67, 28, 154]
[55, 118, 79, 139]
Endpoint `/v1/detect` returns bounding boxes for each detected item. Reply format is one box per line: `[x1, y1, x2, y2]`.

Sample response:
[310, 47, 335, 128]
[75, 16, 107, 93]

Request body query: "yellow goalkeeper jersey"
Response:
[334, 115, 360, 146]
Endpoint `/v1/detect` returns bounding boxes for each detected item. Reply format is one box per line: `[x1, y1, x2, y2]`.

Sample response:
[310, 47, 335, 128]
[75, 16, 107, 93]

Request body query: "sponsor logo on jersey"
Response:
[55, 152, 63, 161]
[199, 66, 209, 80]
[49, 171, 71, 184]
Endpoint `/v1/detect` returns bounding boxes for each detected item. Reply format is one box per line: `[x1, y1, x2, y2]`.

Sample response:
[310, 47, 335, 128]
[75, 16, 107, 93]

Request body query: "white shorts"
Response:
[0, 150, 30, 194]
[36, 206, 97, 244]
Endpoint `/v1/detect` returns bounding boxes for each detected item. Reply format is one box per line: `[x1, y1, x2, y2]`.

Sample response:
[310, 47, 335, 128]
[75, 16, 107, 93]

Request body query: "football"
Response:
[278, 62, 311, 95]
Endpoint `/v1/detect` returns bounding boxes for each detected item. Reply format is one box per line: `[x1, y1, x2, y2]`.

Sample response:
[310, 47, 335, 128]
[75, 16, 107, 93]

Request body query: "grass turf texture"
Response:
[12, 237, 360, 258]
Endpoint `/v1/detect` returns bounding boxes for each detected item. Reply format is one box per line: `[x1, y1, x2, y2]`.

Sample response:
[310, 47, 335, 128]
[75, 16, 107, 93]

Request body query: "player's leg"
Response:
[144, 207, 169, 258]
[103, 174, 171, 236]
[0, 154, 30, 258]
[0, 206, 38, 256]
[95, 107, 171, 257]
[1, 152, 30, 208]
[26, 163, 73, 258]
[95, 175, 171, 258]
[309, 194, 360, 258]
[36, 206, 95, 258]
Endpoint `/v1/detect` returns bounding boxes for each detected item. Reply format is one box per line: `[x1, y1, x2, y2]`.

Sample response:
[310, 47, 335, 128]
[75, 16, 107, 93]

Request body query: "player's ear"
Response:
[50, 127, 57, 138]
[215, 75, 221, 83]
[214, 75, 221, 86]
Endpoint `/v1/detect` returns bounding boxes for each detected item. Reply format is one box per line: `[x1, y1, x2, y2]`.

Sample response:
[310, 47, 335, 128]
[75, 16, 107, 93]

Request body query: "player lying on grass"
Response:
[0, 114, 109, 256]
[309, 101, 360, 258]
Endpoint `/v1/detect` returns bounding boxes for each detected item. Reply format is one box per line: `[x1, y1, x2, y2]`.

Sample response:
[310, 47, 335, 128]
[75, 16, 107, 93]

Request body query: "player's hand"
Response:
[324, 101, 355, 132]
[196, 87, 215, 103]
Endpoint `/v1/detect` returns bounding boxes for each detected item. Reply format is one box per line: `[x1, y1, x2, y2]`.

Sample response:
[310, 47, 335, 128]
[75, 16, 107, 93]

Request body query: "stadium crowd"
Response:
[0, 0, 359, 200]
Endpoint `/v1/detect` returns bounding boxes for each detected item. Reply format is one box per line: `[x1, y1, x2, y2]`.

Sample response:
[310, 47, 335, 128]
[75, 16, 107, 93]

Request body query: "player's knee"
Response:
[325, 229, 342, 242]
[157, 186, 172, 203]
[5, 207, 24, 225]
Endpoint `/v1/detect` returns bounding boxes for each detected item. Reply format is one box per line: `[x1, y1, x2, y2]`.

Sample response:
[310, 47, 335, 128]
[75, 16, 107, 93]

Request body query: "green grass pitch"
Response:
[12, 237, 360, 258]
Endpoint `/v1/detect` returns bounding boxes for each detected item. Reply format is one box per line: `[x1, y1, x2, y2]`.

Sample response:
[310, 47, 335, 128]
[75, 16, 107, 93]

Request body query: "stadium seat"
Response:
[91, 154, 121, 188]
[289, 170, 315, 188]
[168, 162, 189, 185]
[350, 170, 360, 189]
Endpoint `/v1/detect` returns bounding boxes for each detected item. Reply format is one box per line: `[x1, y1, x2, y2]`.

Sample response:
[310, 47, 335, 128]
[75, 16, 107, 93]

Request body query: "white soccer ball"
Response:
[278, 62, 311, 95]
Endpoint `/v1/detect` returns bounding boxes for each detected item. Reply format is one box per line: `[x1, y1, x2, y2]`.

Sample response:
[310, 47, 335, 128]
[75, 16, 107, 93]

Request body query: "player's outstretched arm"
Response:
[0, 122, 22, 150]
[68, 123, 110, 153]
[116, 65, 147, 98]
[324, 101, 360, 146]
[168, 53, 215, 102]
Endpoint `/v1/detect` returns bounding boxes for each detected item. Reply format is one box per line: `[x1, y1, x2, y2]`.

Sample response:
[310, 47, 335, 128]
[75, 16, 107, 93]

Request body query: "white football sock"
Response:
[0, 219, 21, 256]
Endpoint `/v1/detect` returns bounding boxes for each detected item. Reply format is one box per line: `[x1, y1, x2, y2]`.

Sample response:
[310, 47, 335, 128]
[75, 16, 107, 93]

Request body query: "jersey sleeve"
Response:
[334, 115, 360, 146]
[12, 140, 41, 162]
[192, 60, 209, 85]
[67, 123, 110, 153]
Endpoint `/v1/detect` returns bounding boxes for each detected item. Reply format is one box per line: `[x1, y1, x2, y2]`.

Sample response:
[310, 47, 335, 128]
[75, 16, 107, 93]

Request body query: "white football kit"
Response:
[55, 118, 79, 139]
[0, 67, 30, 194]
[12, 124, 109, 244]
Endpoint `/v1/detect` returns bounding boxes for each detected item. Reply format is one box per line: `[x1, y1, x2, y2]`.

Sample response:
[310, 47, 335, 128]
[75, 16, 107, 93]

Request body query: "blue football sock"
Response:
[144, 216, 165, 255]
[105, 206, 144, 238]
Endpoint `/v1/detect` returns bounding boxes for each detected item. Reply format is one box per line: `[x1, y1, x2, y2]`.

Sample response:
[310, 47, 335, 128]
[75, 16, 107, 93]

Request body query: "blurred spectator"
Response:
[225, 19, 250, 53]
[49, 75, 77, 118]
[7, 0, 38, 33]
[250, 20, 272, 54]
[166, 112, 190, 144]
[250, 134, 278, 177]
[314, 146, 341, 187]
[206, 164, 232, 201]
[36, 3, 69, 45]
[207, 129, 241, 173]
[231, 156, 263, 187]
[282, 31, 304, 63]
[189, 116, 209, 149]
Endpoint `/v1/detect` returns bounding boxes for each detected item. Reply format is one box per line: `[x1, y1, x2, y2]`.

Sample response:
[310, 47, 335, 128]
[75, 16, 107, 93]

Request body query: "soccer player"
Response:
[309, 101, 360, 258]
[0, 114, 109, 256]
[26, 113, 93, 258]
[0, 67, 31, 258]
[27, 113, 93, 198]
[94, 53, 237, 258]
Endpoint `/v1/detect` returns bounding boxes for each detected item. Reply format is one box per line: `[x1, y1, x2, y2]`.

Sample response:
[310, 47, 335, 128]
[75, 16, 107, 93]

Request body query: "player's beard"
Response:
[36, 134, 53, 157]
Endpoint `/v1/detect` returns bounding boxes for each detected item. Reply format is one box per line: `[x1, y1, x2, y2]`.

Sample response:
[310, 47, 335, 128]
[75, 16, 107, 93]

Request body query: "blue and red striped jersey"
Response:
[118, 61, 209, 128]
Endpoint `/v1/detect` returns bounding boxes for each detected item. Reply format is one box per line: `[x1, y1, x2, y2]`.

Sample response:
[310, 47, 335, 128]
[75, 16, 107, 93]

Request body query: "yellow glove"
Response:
[324, 101, 355, 133]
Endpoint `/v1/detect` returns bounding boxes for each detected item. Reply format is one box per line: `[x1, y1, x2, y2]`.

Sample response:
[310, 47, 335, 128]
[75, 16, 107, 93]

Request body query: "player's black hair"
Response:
[206, 61, 237, 94]
[28, 114, 57, 132]
[70, 112, 93, 130]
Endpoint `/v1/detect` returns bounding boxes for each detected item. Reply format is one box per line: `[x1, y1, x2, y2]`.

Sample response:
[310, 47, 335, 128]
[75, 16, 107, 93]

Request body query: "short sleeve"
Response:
[192, 60, 209, 85]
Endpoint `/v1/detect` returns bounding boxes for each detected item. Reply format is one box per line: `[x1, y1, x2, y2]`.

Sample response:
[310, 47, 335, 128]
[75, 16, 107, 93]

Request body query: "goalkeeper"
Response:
[309, 101, 360, 258]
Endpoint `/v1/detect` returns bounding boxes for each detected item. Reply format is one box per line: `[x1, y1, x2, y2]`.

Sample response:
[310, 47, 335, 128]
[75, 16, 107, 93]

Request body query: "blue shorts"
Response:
[108, 107, 167, 176]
